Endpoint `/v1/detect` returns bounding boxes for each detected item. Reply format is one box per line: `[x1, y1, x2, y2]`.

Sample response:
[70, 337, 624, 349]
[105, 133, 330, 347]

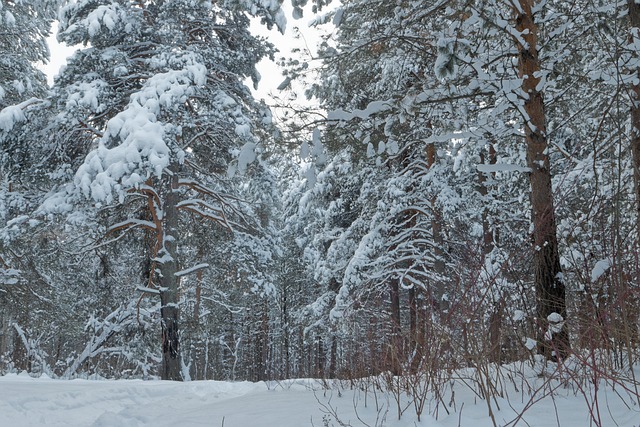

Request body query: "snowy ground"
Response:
[1, 368, 640, 427]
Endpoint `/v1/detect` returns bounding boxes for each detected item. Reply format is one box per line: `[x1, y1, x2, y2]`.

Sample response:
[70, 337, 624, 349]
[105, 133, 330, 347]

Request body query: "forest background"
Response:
[2, 1, 640, 420]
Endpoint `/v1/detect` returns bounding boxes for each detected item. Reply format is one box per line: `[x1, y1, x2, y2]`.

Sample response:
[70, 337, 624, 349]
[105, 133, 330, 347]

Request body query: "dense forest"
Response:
[1, 0, 640, 399]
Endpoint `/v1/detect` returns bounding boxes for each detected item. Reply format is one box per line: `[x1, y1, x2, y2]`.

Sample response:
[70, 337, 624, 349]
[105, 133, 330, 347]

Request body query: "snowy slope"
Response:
[1, 371, 640, 426]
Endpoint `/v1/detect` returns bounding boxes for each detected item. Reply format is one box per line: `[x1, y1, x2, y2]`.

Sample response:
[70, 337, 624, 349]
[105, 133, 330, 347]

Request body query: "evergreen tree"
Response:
[0, 0, 55, 109]
[0, 0, 57, 373]
[36, 0, 281, 380]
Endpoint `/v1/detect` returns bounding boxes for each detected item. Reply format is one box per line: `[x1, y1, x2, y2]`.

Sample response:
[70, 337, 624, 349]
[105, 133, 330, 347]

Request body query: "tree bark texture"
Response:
[515, 0, 569, 360]
[158, 169, 182, 381]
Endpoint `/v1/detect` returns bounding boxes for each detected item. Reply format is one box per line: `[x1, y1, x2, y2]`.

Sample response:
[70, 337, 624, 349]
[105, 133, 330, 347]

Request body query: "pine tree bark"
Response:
[515, 0, 569, 360]
[158, 169, 182, 381]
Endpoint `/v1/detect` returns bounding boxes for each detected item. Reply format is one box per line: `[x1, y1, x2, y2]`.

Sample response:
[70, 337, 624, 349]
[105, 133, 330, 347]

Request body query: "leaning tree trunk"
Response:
[158, 168, 182, 381]
[515, 0, 569, 360]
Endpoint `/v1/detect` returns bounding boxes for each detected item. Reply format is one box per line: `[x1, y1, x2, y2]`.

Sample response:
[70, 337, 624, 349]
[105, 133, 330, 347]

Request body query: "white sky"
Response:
[41, 5, 331, 104]
[42, 21, 75, 85]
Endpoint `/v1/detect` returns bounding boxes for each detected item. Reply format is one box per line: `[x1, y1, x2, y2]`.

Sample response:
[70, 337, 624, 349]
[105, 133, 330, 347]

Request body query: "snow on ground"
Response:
[1, 368, 640, 427]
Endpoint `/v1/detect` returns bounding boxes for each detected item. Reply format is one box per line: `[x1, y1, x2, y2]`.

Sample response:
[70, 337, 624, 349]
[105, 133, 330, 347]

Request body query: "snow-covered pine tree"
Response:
[289, 0, 481, 375]
[38, 0, 282, 380]
[0, 0, 58, 373]
[509, 0, 569, 359]
[0, 0, 57, 267]
[300, 0, 622, 370]
[425, 0, 632, 360]
[0, 0, 56, 109]
[561, 0, 640, 358]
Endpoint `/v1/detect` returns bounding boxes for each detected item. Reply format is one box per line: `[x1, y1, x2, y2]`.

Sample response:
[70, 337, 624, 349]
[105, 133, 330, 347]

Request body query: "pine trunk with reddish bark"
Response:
[515, 0, 569, 360]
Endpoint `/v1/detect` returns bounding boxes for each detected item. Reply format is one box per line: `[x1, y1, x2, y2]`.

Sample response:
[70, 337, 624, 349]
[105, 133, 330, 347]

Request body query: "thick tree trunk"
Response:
[515, 0, 569, 360]
[159, 170, 182, 381]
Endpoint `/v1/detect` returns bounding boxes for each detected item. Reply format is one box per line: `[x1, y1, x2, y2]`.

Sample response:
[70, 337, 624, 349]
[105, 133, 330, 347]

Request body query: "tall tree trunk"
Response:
[316, 336, 325, 378]
[158, 169, 182, 380]
[193, 249, 203, 324]
[193, 271, 202, 323]
[281, 280, 290, 379]
[623, 0, 640, 374]
[515, 0, 569, 360]
[630, 0, 640, 241]
[0, 255, 12, 361]
[479, 144, 503, 362]
[478, 144, 497, 256]
[408, 286, 417, 348]
[328, 335, 337, 378]
[389, 277, 402, 374]
[258, 300, 269, 380]
[426, 143, 446, 310]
